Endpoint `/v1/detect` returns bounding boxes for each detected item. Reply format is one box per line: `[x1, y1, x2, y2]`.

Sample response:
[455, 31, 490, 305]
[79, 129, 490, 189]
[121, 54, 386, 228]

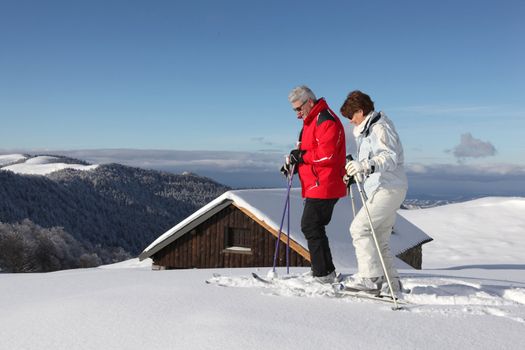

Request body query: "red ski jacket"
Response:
[297, 98, 347, 199]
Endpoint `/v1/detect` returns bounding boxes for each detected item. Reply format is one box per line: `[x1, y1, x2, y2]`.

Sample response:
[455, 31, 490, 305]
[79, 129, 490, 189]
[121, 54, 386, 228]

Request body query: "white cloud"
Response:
[406, 162, 525, 176]
[31, 149, 284, 172]
[406, 163, 428, 174]
[450, 133, 496, 160]
[4, 148, 524, 196]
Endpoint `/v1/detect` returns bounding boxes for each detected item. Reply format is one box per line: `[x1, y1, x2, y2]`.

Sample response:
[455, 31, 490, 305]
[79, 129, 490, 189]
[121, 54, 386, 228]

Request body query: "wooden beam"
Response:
[233, 203, 311, 262]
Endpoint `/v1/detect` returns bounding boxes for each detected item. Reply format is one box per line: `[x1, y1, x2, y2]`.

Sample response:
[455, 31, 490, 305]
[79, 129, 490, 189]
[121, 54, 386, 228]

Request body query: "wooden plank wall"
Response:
[397, 245, 422, 269]
[153, 205, 311, 269]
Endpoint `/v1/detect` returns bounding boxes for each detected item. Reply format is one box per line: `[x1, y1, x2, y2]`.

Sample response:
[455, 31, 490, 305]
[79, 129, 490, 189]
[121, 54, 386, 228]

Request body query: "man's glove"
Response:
[343, 174, 356, 189]
[280, 162, 299, 178]
[280, 149, 303, 178]
[289, 149, 305, 166]
[280, 164, 291, 178]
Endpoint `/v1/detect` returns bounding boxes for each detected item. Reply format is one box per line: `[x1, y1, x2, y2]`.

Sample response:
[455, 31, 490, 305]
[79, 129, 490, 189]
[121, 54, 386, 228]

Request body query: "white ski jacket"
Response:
[354, 111, 408, 197]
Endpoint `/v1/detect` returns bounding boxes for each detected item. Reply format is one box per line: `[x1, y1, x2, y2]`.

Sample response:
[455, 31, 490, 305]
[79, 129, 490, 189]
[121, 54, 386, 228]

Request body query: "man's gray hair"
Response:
[288, 85, 316, 103]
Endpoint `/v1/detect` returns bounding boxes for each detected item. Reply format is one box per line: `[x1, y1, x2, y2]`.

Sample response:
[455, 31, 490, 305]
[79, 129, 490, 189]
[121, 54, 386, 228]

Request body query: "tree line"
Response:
[0, 219, 129, 272]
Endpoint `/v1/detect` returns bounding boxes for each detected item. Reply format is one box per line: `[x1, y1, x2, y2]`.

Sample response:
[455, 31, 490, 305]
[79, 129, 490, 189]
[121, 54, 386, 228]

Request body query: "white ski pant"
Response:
[350, 188, 407, 278]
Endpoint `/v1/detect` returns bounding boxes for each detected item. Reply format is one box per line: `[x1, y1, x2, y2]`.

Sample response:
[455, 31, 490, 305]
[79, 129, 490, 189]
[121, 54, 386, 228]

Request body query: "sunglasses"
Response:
[293, 100, 308, 112]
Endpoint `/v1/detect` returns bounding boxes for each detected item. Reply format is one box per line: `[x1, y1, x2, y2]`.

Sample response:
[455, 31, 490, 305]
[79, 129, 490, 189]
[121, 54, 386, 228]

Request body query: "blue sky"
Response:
[1, 0, 524, 194]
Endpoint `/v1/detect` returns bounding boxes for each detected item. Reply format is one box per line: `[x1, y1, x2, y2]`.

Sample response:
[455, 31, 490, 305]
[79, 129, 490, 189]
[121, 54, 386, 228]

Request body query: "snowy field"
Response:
[0, 154, 27, 166]
[1, 197, 525, 349]
[0, 155, 98, 175]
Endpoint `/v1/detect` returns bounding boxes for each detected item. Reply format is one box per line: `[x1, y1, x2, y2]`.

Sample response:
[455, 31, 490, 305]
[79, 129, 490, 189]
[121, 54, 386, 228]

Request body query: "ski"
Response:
[251, 272, 308, 284]
[333, 288, 409, 305]
[251, 272, 273, 284]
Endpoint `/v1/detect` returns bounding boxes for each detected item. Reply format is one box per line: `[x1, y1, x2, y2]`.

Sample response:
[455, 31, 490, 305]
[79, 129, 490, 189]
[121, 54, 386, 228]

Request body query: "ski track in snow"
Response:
[206, 272, 525, 324]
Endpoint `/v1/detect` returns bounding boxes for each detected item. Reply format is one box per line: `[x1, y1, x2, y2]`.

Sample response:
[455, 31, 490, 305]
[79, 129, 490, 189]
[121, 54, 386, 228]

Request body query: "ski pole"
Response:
[349, 185, 356, 219]
[354, 176, 400, 310]
[272, 164, 295, 274]
[286, 185, 291, 275]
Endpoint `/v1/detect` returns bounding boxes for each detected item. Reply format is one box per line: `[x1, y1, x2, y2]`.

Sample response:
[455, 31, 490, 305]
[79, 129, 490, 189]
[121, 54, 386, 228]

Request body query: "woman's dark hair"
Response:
[340, 90, 375, 119]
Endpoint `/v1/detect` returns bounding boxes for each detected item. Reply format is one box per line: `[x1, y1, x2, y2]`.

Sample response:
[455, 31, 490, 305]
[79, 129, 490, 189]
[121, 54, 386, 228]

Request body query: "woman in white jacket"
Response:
[339, 90, 408, 295]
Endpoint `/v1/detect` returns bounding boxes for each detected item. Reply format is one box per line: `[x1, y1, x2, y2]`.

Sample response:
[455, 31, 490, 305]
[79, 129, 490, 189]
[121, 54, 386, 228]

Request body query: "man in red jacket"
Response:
[284, 85, 347, 283]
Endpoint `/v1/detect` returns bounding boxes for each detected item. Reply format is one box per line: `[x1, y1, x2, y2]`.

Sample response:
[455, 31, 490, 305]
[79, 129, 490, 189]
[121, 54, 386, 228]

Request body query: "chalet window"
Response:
[224, 227, 252, 254]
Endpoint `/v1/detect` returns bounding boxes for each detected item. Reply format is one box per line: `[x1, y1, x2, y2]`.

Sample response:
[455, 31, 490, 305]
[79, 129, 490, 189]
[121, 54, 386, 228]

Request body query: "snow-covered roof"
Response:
[140, 188, 433, 269]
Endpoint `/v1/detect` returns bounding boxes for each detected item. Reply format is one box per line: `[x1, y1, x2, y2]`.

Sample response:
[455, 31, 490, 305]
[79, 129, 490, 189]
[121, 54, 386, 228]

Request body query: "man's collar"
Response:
[303, 98, 327, 124]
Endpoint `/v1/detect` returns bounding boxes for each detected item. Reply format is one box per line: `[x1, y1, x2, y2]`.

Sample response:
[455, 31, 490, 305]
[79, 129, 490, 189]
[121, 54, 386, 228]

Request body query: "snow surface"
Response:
[1, 197, 525, 349]
[1, 155, 98, 175]
[0, 153, 27, 166]
[401, 197, 525, 268]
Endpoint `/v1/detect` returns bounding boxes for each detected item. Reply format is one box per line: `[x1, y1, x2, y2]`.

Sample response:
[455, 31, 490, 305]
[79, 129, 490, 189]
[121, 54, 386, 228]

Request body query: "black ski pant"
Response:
[301, 198, 338, 277]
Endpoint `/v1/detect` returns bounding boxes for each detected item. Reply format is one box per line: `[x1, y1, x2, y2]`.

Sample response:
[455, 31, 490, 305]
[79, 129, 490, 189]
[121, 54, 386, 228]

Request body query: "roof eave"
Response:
[139, 198, 233, 261]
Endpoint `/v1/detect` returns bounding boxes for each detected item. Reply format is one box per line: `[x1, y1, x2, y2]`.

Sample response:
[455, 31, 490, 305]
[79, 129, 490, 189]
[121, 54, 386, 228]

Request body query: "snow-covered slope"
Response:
[1, 265, 523, 349]
[0, 154, 98, 175]
[1, 197, 524, 349]
[0, 153, 27, 166]
[400, 197, 525, 268]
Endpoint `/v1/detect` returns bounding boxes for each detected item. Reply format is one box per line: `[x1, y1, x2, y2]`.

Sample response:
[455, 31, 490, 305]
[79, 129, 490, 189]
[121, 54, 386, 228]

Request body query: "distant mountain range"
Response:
[0, 154, 229, 272]
[402, 198, 465, 209]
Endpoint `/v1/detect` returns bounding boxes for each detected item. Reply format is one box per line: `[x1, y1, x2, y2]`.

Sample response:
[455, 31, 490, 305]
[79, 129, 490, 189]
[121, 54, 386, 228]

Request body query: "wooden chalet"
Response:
[139, 189, 433, 270]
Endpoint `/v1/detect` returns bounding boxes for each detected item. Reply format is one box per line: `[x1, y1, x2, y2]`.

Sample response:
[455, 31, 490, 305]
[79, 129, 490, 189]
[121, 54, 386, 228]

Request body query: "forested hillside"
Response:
[0, 160, 229, 272]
